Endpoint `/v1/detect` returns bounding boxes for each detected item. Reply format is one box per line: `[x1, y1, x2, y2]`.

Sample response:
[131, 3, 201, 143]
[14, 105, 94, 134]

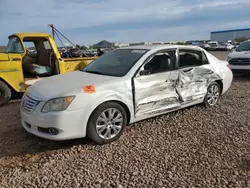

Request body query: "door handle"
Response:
[12, 58, 21, 61]
[182, 67, 193, 72]
[166, 79, 176, 82]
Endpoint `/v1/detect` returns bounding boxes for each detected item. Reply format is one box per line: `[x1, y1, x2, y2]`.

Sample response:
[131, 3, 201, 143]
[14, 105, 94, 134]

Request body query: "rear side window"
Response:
[43, 41, 52, 50]
[178, 49, 208, 68]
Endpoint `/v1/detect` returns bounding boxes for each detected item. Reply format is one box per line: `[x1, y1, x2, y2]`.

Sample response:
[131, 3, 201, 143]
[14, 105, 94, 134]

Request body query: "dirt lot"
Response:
[1, 51, 250, 188]
[0, 46, 6, 52]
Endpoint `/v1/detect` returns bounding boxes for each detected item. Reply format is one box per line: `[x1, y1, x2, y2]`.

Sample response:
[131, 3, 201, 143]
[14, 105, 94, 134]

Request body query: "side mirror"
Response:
[139, 70, 150, 76]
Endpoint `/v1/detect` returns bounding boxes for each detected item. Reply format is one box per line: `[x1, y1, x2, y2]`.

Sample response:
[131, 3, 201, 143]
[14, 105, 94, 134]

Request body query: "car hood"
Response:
[228, 50, 250, 58]
[27, 70, 116, 101]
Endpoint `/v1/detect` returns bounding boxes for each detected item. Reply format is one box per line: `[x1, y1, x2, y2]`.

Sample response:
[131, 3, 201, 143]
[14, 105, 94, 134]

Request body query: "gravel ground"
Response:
[1, 51, 250, 188]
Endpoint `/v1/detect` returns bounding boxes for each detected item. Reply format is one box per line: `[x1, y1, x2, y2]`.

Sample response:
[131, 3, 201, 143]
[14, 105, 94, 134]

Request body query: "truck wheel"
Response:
[87, 102, 127, 145]
[0, 81, 11, 107]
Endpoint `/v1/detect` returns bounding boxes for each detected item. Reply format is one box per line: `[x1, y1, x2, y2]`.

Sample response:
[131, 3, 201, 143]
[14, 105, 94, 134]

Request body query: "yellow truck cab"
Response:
[0, 32, 97, 107]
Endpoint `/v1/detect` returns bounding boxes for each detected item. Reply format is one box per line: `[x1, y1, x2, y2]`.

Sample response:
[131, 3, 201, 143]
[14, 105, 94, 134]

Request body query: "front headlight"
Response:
[226, 56, 232, 61]
[41, 96, 75, 113]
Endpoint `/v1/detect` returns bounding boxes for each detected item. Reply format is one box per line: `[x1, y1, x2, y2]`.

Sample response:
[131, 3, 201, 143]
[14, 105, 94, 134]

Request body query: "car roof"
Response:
[119, 44, 203, 51]
[9, 33, 51, 39]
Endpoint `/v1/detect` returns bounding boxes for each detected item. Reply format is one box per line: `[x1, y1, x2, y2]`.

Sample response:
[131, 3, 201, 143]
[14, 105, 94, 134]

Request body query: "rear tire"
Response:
[87, 102, 127, 145]
[203, 81, 221, 108]
[0, 81, 11, 107]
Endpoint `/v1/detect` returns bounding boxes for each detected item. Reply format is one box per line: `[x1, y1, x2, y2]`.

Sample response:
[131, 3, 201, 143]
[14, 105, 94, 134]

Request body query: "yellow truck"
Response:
[0, 32, 97, 107]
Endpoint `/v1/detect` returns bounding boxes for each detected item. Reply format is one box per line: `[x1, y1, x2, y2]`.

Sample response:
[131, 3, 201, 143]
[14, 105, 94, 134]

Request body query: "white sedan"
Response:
[20, 45, 233, 144]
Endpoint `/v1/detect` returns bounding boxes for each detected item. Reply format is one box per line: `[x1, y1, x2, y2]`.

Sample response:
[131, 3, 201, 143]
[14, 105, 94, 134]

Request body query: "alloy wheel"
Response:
[207, 84, 220, 106]
[96, 108, 124, 140]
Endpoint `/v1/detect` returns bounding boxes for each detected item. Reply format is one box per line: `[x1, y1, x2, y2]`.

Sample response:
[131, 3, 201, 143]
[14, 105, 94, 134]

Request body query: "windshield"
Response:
[82, 49, 148, 77]
[4, 36, 24, 53]
[236, 41, 250, 52]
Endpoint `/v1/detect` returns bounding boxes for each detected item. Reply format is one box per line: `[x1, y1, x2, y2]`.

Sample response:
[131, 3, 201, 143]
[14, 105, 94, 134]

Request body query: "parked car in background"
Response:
[20, 45, 233, 144]
[221, 42, 234, 51]
[206, 42, 228, 51]
[226, 40, 250, 73]
[202, 41, 234, 51]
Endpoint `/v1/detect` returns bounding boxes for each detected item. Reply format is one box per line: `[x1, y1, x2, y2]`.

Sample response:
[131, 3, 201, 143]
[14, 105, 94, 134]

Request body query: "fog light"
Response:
[48, 128, 59, 135]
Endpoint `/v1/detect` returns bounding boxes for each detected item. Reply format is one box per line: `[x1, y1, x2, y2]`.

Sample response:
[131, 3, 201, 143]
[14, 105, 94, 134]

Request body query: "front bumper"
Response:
[229, 64, 250, 74]
[20, 107, 87, 141]
[230, 64, 250, 70]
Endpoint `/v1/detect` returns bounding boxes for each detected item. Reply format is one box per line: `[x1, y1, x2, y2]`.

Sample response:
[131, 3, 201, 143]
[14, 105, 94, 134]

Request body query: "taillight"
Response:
[227, 64, 231, 69]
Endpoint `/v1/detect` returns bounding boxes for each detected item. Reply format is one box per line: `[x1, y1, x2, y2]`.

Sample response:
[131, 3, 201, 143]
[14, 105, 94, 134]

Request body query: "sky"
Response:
[0, 0, 250, 46]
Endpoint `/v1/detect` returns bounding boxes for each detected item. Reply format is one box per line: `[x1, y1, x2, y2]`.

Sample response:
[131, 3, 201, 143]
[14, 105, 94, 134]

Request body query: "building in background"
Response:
[114, 43, 130, 48]
[129, 42, 151, 46]
[151, 42, 165, 44]
[93, 40, 115, 49]
[210, 28, 250, 42]
[186, 40, 210, 45]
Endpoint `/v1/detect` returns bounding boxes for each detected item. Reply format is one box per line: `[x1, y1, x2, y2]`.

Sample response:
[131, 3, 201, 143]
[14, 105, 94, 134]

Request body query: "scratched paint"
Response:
[134, 67, 222, 116]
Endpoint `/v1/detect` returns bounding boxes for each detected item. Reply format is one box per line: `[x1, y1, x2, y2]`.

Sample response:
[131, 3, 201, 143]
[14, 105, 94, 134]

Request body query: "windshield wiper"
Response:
[83, 70, 105, 75]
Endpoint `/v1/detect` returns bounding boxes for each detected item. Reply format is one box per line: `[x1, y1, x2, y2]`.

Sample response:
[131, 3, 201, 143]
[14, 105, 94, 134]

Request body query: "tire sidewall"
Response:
[87, 102, 127, 145]
[0, 81, 11, 107]
[203, 81, 221, 107]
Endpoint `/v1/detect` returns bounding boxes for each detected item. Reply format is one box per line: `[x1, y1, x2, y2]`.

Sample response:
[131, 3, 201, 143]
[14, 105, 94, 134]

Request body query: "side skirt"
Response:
[130, 98, 204, 124]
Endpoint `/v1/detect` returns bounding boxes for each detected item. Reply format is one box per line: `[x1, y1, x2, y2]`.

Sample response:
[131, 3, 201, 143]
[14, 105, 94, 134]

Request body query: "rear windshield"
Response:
[82, 49, 148, 77]
[236, 41, 250, 52]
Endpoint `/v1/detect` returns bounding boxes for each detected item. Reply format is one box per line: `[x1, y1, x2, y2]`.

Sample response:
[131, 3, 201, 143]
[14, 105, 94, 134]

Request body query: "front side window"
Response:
[82, 49, 148, 77]
[178, 50, 204, 68]
[5, 36, 24, 53]
[141, 50, 176, 75]
[236, 41, 250, 52]
[23, 41, 36, 53]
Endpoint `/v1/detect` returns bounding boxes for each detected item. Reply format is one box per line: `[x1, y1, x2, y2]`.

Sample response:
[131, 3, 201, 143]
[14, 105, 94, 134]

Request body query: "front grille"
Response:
[229, 58, 250, 65]
[22, 95, 40, 113]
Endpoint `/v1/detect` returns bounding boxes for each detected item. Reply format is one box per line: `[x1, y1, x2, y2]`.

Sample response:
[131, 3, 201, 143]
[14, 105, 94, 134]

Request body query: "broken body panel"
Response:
[134, 66, 222, 117]
[132, 47, 224, 118]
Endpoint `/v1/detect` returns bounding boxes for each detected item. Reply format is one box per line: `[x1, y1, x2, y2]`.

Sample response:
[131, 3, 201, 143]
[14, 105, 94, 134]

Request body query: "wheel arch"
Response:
[215, 79, 223, 94]
[0, 77, 13, 90]
[87, 100, 131, 126]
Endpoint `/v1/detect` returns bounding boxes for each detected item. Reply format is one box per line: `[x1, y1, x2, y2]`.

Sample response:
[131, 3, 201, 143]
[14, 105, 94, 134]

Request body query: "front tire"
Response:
[203, 81, 221, 108]
[0, 81, 11, 107]
[87, 102, 127, 145]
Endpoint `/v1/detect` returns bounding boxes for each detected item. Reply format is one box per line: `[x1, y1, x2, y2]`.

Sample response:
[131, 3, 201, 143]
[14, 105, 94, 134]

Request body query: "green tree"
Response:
[80, 45, 87, 50]
[75, 44, 80, 49]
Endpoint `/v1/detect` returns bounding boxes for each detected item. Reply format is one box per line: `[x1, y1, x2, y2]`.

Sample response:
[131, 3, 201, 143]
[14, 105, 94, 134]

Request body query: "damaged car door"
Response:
[176, 49, 217, 104]
[133, 49, 181, 116]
